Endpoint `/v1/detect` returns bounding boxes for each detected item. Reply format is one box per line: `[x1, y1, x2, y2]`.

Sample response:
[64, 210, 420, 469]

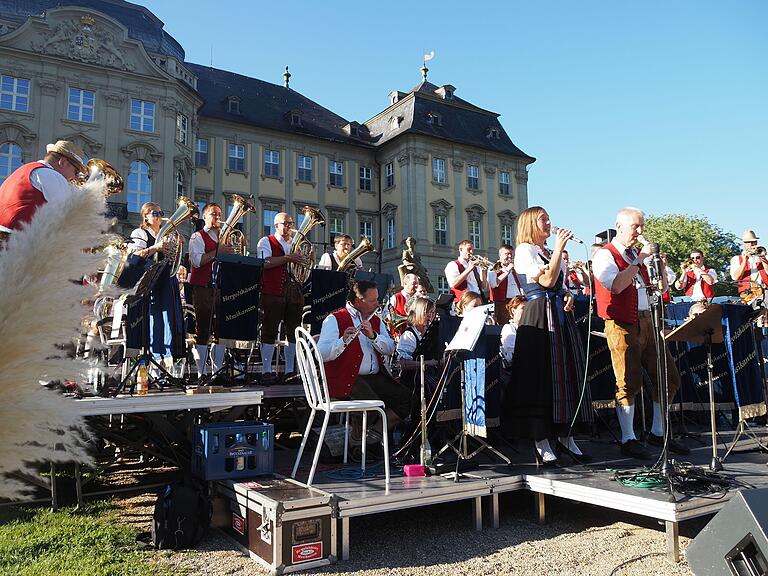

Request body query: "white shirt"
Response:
[127, 227, 156, 254]
[676, 267, 718, 300]
[256, 233, 293, 260]
[488, 268, 524, 298]
[514, 243, 567, 287]
[189, 226, 219, 268]
[317, 303, 395, 374]
[0, 161, 72, 233]
[444, 257, 481, 293]
[396, 325, 423, 361]
[592, 239, 653, 311]
[500, 322, 518, 363]
[730, 254, 765, 286]
[316, 252, 362, 271]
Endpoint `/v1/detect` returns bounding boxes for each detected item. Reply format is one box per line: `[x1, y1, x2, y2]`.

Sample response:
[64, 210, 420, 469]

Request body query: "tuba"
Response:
[155, 195, 198, 276]
[76, 158, 124, 196]
[99, 242, 129, 289]
[288, 206, 325, 284]
[220, 194, 255, 255]
[338, 235, 376, 272]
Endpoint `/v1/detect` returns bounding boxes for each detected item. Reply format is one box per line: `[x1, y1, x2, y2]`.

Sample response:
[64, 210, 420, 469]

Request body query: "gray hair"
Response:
[616, 207, 645, 226]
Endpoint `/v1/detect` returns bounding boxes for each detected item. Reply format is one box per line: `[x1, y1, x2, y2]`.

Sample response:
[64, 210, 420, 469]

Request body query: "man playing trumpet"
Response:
[675, 249, 717, 301]
[444, 239, 487, 303]
[730, 230, 768, 297]
[488, 244, 524, 325]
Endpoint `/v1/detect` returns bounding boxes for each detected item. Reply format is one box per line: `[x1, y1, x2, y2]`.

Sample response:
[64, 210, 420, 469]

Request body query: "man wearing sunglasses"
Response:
[730, 230, 768, 297]
[256, 212, 308, 382]
[674, 249, 717, 301]
[0, 140, 86, 246]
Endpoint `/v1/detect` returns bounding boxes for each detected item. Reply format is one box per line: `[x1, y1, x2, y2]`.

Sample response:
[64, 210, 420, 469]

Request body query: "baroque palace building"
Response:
[0, 0, 534, 292]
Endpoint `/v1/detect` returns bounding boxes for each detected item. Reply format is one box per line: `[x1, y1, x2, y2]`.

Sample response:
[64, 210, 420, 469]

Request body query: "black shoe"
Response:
[646, 432, 691, 455]
[557, 442, 593, 464]
[620, 439, 653, 460]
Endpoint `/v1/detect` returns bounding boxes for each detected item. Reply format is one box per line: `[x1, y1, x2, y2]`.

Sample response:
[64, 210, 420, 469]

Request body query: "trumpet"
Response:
[568, 260, 586, 271]
[749, 245, 767, 258]
[681, 258, 694, 272]
[468, 254, 493, 269]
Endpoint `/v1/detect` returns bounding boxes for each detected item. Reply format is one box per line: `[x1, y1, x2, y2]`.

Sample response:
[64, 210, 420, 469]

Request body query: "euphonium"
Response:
[288, 206, 325, 284]
[338, 235, 376, 272]
[76, 158, 123, 196]
[155, 195, 198, 276]
[220, 194, 255, 255]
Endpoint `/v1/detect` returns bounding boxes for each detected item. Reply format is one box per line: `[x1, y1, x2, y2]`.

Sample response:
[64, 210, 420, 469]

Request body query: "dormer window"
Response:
[389, 116, 402, 130]
[444, 89, 453, 99]
[227, 96, 240, 114]
[287, 109, 303, 127]
[435, 85, 456, 100]
[427, 112, 443, 126]
[486, 127, 501, 139]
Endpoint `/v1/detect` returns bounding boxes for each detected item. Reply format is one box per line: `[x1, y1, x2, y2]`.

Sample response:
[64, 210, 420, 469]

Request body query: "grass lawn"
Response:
[0, 500, 175, 576]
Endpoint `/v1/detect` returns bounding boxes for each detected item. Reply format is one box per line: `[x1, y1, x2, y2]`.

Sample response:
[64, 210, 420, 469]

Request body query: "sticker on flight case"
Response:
[292, 542, 322, 564]
[232, 512, 246, 535]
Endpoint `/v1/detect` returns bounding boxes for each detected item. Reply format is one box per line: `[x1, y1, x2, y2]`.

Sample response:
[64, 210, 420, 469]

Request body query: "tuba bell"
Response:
[155, 195, 198, 276]
[220, 194, 255, 255]
[76, 158, 124, 196]
[338, 235, 376, 272]
[288, 206, 325, 284]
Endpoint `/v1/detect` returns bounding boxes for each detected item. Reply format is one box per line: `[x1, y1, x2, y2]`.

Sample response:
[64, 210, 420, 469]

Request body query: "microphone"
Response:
[648, 242, 665, 290]
[551, 226, 584, 244]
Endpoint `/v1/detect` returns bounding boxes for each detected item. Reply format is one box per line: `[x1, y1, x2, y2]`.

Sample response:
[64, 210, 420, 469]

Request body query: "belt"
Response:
[526, 289, 567, 302]
[638, 310, 652, 318]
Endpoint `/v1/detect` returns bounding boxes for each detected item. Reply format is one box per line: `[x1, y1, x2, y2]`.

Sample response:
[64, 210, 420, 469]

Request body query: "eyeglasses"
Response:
[691, 256, 702, 260]
[278, 221, 294, 227]
[150, 210, 165, 217]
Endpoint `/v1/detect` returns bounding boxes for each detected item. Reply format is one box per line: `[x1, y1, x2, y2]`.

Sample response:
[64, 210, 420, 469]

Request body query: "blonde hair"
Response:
[515, 206, 547, 246]
[139, 202, 161, 230]
[456, 291, 482, 316]
[407, 297, 435, 327]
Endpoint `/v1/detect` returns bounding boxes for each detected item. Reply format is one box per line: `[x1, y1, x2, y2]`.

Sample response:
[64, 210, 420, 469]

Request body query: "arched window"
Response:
[0, 142, 23, 185]
[127, 160, 151, 213]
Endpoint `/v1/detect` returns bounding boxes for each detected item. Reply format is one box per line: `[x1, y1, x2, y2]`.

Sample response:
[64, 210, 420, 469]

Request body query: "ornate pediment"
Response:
[465, 203, 487, 221]
[429, 199, 453, 216]
[497, 209, 517, 226]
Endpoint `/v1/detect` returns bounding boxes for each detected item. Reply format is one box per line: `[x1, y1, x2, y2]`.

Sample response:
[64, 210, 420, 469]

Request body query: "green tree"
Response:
[644, 214, 740, 296]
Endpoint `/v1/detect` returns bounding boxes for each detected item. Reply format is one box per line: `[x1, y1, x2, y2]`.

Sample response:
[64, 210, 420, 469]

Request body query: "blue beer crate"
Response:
[192, 421, 274, 481]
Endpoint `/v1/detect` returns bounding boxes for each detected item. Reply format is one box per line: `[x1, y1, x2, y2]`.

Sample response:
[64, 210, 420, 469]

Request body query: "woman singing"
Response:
[501, 206, 592, 465]
[127, 202, 184, 365]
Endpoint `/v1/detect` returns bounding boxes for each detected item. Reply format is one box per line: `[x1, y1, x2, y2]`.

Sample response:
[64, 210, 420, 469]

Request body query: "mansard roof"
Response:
[0, 0, 185, 60]
[189, 63, 372, 147]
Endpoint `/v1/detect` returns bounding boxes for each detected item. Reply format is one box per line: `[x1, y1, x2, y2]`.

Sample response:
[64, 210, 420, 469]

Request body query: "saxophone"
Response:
[155, 195, 199, 276]
[220, 194, 255, 254]
[288, 206, 325, 284]
[338, 235, 376, 272]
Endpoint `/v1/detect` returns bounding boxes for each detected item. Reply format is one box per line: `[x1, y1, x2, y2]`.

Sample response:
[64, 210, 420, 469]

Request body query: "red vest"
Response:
[261, 235, 288, 296]
[594, 243, 651, 324]
[490, 268, 523, 301]
[450, 259, 468, 302]
[737, 256, 768, 294]
[189, 229, 218, 287]
[679, 270, 715, 299]
[324, 308, 383, 399]
[0, 162, 49, 230]
[393, 292, 407, 316]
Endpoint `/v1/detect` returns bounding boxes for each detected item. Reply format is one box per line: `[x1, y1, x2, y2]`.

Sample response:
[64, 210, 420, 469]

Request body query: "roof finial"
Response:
[422, 51, 435, 81]
[283, 66, 291, 89]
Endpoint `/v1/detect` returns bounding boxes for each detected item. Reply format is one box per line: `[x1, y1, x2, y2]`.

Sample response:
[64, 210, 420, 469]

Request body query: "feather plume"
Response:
[0, 179, 110, 499]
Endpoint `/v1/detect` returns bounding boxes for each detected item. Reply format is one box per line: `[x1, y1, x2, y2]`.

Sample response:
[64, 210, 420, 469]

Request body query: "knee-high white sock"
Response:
[194, 345, 208, 377]
[261, 343, 275, 374]
[284, 343, 296, 373]
[651, 401, 665, 437]
[616, 404, 636, 443]
[212, 344, 226, 372]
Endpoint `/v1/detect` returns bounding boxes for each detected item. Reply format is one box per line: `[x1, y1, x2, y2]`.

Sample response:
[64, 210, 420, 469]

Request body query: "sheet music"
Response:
[445, 306, 487, 351]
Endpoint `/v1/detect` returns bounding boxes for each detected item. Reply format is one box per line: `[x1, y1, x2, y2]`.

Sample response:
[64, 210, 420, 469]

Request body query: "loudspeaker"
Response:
[688, 489, 768, 576]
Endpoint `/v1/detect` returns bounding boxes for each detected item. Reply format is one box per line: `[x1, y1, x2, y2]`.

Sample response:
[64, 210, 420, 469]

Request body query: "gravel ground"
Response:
[116, 490, 701, 576]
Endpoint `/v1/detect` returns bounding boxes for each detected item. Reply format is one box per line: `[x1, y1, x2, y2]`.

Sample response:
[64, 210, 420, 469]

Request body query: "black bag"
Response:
[151, 477, 211, 550]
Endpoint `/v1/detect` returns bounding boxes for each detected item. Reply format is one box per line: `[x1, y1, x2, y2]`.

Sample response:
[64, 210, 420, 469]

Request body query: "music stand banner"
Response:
[309, 269, 348, 335]
[216, 255, 262, 347]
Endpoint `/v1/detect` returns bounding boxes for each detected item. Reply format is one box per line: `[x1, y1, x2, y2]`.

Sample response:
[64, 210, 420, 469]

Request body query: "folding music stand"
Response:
[114, 260, 186, 395]
[665, 304, 724, 470]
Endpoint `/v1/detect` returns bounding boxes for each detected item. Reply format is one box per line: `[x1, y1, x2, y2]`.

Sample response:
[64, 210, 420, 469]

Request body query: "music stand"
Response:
[115, 260, 186, 395]
[665, 304, 724, 470]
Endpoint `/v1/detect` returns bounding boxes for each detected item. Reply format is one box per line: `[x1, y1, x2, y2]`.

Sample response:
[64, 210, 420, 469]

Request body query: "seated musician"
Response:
[414, 284, 428, 298]
[317, 234, 362, 272]
[500, 296, 527, 365]
[675, 249, 717, 301]
[256, 212, 306, 381]
[397, 297, 439, 371]
[317, 280, 411, 432]
[188, 202, 232, 378]
[455, 290, 483, 317]
[387, 273, 420, 331]
[488, 244, 524, 325]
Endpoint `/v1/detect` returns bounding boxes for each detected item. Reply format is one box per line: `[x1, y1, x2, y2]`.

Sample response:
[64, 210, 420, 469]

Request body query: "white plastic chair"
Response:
[291, 326, 390, 487]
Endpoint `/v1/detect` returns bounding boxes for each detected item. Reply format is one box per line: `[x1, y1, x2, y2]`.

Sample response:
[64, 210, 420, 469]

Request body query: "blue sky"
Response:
[141, 0, 766, 252]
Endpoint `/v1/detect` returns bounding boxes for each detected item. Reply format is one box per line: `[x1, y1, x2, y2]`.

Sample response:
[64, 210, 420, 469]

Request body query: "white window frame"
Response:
[434, 214, 447, 246]
[176, 113, 188, 145]
[329, 160, 344, 187]
[330, 214, 345, 236]
[130, 99, 155, 132]
[0, 75, 30, 112]
[175, 171, 185, 196]
[359, 166, 372, 191]
[432, 158, 446, 184]
[387, 217, 396, 249]
[0, 142, 23, 185]
[385, 162, 394, 188]
[228, 143, 246, 172]
[360, 219, 373, 240]
[264, 149, 280, 177]
[499, 171, 510, 195]
[467, 164, 479, 190]
[195, 138, 208, 166]
[127, 160, 152, 213]
[67, 87, 95, 123]
[262, 208, 279, 238]
[438, 276, 449, 295]
[501, 223, 514, 246]
[298, 155, 313, 182]
[468, 219, 481, 249]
